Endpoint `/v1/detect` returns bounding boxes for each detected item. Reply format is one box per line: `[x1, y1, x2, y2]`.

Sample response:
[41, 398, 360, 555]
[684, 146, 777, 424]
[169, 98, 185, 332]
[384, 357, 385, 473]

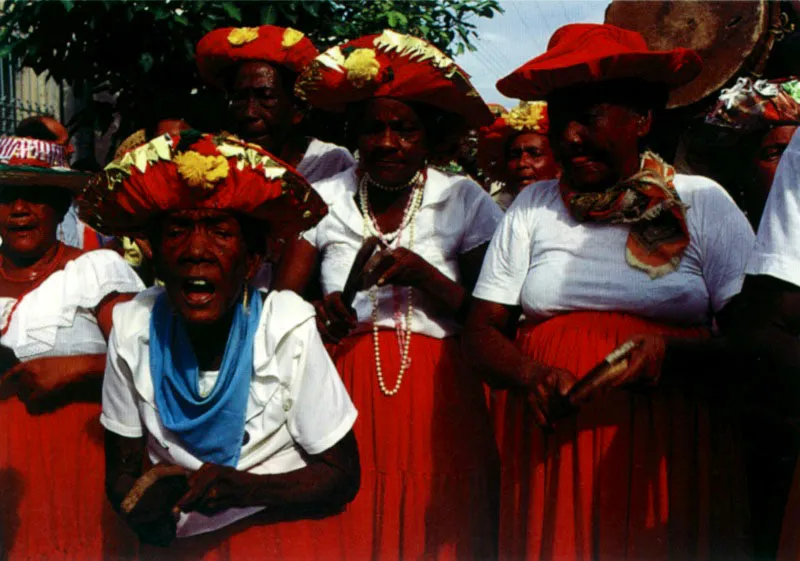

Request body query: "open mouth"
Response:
[7, 222, 37, 232]
[181, 278, 216, 306]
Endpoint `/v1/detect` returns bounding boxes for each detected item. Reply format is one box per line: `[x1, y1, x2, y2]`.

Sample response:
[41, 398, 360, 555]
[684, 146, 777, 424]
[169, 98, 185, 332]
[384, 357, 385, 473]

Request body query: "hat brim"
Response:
[498, 49, 702, 100]
[0, 164, 90, 193]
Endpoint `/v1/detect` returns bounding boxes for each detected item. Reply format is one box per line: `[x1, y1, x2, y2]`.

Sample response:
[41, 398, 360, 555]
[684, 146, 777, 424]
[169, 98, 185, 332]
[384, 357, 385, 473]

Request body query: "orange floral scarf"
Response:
[560, 151, 689, 279]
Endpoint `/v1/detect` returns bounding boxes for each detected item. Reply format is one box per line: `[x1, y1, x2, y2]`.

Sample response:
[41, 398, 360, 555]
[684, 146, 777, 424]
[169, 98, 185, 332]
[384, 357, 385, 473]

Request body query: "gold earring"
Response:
[242, 284, 249, 314]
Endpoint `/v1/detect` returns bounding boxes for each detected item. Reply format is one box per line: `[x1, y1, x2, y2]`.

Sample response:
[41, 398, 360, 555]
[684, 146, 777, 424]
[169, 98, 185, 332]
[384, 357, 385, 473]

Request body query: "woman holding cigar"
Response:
[0, 125, 144, 559]
[464, 25, 756, 561]
[276, 31, 503, 560]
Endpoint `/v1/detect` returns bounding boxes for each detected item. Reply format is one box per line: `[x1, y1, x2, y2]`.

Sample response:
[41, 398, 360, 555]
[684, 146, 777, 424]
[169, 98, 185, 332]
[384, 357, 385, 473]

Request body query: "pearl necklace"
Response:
[364, 170, 423, 192]
[359, 174, 424, 396]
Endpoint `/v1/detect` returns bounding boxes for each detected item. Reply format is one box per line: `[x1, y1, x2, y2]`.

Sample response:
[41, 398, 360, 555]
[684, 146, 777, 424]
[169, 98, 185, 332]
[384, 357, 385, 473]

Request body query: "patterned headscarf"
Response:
[706, 77, 800, 132]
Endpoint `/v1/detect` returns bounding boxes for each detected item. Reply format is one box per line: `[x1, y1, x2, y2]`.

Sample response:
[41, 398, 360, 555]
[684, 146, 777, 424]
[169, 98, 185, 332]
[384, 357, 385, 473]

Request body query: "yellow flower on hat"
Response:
[505, 101, 548, 133]
[174, 151, 230, 191]
[282, 28, 305, 49]
[227, 27, 259, 47]
[344, 48, 380, 88]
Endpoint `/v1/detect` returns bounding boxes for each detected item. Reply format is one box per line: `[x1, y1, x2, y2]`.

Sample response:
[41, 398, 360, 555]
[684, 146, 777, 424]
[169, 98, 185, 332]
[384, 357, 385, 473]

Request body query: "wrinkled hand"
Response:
[2, 357, 79, 409]
[569, 334, 667, 407]
[367, 247, 437, 291]
[315, 291, 358, 344]
[522, 363, 578, 430]
[175, 463, 247, 517]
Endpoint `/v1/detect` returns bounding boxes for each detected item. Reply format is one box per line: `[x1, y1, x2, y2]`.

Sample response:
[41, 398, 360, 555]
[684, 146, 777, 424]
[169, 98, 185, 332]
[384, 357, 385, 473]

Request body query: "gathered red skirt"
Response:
[0, 396, 138, 561]
[326, 330, 499, 561]
[493, 312, 750, 561]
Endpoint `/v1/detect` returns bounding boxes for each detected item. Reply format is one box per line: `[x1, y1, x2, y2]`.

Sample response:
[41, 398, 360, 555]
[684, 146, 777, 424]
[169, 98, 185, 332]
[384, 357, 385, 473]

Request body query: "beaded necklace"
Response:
[358, 172, 424, 396]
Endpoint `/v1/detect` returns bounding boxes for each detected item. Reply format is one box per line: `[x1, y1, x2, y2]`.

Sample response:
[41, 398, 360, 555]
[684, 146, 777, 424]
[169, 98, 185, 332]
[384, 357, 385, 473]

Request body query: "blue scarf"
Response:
[149, 290, 262, 467]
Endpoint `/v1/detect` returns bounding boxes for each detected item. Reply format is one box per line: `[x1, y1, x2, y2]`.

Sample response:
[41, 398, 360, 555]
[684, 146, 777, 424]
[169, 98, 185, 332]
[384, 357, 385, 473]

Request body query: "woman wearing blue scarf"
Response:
[78, 131, 359, 557]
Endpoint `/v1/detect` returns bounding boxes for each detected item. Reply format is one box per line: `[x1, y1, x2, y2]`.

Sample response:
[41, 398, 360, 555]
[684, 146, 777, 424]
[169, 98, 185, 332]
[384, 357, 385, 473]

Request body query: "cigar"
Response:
[567, 339, 640, 405]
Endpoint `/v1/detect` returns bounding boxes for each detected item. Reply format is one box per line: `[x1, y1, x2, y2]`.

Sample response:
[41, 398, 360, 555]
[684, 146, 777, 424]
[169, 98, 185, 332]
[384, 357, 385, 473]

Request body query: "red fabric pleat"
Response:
[492, 312, 751, 561]
[0, 396, 139, 561]
[328, 331, 500, 561]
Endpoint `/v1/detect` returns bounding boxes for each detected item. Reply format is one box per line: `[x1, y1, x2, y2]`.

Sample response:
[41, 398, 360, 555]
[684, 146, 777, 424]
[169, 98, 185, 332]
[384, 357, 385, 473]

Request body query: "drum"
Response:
[605, 0, 781, 108]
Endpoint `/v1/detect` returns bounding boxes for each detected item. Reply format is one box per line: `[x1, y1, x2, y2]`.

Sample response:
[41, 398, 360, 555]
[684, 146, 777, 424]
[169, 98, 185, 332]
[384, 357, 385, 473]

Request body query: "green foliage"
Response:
[0, 0, 501, 140]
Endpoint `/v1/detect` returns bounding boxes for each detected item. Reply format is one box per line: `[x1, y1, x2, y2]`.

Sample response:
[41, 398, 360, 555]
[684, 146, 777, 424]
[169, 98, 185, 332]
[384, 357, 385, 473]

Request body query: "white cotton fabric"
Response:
[747, 128, 800, 287]
[304, 166, 503, 338]
[0, 249, 144, 360]
[296, 138, 355, 184]
[101, 287, 358, 537]
[473, 175, 755, 325]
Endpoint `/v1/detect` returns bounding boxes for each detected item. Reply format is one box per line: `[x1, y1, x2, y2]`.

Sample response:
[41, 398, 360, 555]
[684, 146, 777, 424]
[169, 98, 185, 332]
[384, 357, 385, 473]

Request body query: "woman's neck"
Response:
[184, 306, 237, 371]
[280, 136, 312, 169]
[0, 241, 64, 282]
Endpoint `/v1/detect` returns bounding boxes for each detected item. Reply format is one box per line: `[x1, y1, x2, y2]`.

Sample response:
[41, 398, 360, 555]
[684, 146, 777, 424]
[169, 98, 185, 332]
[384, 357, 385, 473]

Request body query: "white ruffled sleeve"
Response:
[2, 249, 144, 359]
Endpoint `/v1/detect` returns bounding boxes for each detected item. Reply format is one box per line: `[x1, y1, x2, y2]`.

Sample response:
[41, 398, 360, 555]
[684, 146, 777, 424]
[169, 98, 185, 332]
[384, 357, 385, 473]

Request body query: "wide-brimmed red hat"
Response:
[196, 25, 319, 90]
[77, 131, 326, 240]
[497, 23, 702, 100]
[295, 30, 493, 128]
[478, 101, 549, 182]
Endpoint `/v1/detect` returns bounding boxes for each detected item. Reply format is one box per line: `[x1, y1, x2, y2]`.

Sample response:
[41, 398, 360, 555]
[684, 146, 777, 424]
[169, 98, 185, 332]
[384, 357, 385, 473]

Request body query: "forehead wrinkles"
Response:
[232, 61, 282, 90]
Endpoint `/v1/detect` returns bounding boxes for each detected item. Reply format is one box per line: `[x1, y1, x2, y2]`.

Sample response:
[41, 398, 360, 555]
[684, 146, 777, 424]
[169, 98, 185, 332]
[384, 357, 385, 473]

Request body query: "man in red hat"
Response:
[465, 22, 755, 561]
[196, 25, 353, 184]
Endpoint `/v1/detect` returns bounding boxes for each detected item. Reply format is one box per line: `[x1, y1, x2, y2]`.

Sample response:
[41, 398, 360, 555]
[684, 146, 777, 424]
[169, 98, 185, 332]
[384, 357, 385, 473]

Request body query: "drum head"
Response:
[606, 0, 769, 108]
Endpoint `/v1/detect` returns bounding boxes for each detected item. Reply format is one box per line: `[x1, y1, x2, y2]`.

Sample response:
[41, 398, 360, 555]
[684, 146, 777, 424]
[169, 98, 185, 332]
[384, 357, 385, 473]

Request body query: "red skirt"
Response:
[495, 312, 750, 561]
[0, 396, 138, 560]
[328, 331, 499, 561]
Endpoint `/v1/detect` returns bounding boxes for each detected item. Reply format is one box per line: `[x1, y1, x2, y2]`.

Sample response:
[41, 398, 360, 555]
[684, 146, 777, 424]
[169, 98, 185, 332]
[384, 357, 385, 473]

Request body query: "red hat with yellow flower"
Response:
[294, 30, 494, 128]
[196, 25, 319, 90]
[497, 23, 702, 100]
[77, 130, 326, 240]
[478, 101, 549, 182]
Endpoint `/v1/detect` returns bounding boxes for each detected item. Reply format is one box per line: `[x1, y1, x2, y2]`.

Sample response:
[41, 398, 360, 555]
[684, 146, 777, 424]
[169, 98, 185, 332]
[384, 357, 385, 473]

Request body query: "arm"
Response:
[463, 297, 576, 427]
[104, 430, 147, 514]
[273, 237, 319, 297]
[176, 431, 360, 517]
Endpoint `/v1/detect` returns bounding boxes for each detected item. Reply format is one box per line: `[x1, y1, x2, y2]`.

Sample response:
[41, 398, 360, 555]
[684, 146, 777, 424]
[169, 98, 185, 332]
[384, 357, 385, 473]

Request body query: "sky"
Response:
[455, 0, 610, 106]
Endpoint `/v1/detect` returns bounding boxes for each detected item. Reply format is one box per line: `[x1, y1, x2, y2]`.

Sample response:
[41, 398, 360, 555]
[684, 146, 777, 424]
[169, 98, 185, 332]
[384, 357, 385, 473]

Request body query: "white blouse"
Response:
[296, 138, 355, 184]
[101, 287, 358, 537]
[0, 249, 144, 360]
[747, 129, 800, 287]
[304, 167, 503, 338]
[473, 175, 755, 326]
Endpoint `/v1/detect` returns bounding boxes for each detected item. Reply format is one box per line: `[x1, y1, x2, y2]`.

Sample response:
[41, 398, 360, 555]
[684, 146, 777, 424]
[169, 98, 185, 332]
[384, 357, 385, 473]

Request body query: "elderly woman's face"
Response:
[357, 98, 429, 187]
[505, 132, 558, 192]
[549, 99, 649, 192]
[154, 210, 259, 325]
[0, 186, 67, 259]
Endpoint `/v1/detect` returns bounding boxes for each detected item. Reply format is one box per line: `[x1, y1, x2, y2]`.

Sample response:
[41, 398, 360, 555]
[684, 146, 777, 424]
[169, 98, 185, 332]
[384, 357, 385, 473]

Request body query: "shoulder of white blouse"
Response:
[260, 290, 316, 350]
[110, 286, 162, 345]
[311, 166, 357, 205]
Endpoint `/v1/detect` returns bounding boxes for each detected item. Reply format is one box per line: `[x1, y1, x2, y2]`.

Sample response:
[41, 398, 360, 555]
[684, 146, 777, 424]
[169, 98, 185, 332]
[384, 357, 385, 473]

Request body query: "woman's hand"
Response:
[521, 362, 578, 429]
[175, 463, 247, 517]
[368, 247, 439, 292]
[2, 356, 102, 410]
[314, 291, 358, 344]
[568, 334, 667, 406]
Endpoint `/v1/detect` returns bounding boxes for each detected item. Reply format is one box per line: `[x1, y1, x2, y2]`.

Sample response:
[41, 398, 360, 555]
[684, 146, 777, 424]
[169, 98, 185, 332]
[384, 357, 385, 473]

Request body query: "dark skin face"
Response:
[505, 132, 558, 193]
[153, 210, 260, 329]
[357, 98, 429, 188]
[548, 98, 651, 193]
[747, 125, 798, 223]
[228, 61, 301, 152]
[0, 186, 67, 265]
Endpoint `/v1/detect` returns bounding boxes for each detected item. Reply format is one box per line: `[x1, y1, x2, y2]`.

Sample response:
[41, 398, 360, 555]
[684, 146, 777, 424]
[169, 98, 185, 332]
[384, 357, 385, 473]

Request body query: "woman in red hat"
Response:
[196, 25, 354, 184]
[277, 30, 503, 560]
[464, 23, 755, 560]
[478, 101, 558, 210]
[79, 131, 359, 559]
[0, 126, 144, 559]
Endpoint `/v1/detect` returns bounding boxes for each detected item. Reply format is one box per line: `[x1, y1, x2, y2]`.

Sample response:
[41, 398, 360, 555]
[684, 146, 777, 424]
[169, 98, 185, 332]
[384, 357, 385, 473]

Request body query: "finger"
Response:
[176, 469, 215, 513]
[329, 295, 357, 327]
[568, 364, 623, 407]
[376, 260, 406, 287]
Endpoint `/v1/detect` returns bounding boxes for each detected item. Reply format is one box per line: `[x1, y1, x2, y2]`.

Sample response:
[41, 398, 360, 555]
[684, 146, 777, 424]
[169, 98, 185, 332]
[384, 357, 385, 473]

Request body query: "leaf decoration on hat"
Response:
[227, 27, 259, 47]
[281, 28, 305, 50]
[216, 140, 286, 179]
[104, 134, 173, 189]
[174, 151, 229, 191]
[343, 48, 381, 88]
[373, 29, 453, 70]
